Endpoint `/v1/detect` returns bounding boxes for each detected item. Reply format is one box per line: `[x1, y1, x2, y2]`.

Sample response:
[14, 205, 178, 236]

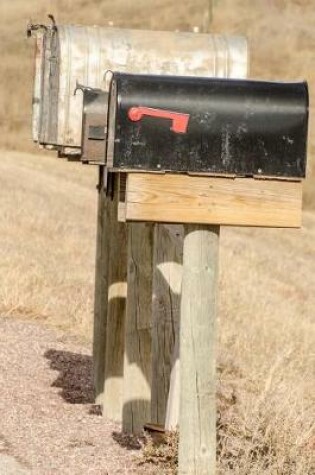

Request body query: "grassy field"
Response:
[0, 151, 97, 334]
[0, 1, 314, 473]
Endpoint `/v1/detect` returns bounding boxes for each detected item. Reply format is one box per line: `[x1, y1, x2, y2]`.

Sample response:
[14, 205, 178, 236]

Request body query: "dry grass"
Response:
[140, 431, 179, 473]
[0, 150, 97, 339]
[0, 1, 314, 473]
[140, 344, 314, 474]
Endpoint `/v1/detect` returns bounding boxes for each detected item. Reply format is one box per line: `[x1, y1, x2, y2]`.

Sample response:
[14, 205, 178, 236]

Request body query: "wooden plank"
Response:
[122, 223, 154, 434]
[102, 176, 127, 422]
[93, 168, 110, 403]
[125, 173, 302, 228]
[165, 327, 180, 431]
[151, 224, 183, 426]
[93, 172, 128, 423]
[178, 224, 219, 475]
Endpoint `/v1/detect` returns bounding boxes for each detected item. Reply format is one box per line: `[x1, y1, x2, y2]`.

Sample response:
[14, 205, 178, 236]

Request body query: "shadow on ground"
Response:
[112, 431, 144, 450]
[44, 349, 94, 404]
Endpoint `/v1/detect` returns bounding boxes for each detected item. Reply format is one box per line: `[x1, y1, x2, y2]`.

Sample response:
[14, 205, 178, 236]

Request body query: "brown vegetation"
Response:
[0, 1, 314, 473]
[0, 151, 97, 337]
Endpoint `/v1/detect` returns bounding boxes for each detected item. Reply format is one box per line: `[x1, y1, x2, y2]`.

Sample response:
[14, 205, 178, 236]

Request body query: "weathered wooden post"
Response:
[93, 170, 128, 421]
[178, 225, 219, 473]
[151, 224, 182, 426]
[93, 166, 109, 400]
[122, 222, 154, 433]
[101, 176, 128, 420]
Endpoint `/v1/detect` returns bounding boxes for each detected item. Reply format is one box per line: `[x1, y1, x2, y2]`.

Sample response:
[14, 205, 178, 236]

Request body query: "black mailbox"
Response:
[106, 73, 308, 178]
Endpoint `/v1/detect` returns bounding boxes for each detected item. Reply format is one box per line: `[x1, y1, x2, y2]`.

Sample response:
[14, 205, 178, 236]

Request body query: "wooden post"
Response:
[93, 167, 109, 401]
[151, 225, 182, 426]
[178, 224, 219, 475]
[93, 171, 127, 422]
[102, 176, 127, 421]
[122, 223, 154, 433]
[165, 324, 180, 431]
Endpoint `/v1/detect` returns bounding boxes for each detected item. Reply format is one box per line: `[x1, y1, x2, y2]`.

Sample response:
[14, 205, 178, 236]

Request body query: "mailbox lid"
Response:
[108, 73, 308, 178]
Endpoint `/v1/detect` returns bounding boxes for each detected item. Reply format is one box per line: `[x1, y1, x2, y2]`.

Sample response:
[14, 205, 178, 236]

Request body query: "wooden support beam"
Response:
[124, 173, 302, 228]
[93, 172, 128, 422]
[178, 224, 219, 475]
[122, 223, 154, 433]
[151, 225, 183, 426]
[102, 177, 127, 421]
[165, 324, 180, 431]
[93, 167, 110, 402]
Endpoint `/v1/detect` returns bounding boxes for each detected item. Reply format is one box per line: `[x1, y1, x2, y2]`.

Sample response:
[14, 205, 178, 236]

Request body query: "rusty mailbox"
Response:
[29, 22, 248, 159]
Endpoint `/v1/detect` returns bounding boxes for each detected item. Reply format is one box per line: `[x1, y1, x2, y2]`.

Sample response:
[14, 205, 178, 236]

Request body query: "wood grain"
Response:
[102, 175, 127, 422]
[124, 173, 302, 228]
[165, 325, 180, 431]
[93, 172, 128, 422]
[178, 224, 219, 475]
[122, 222, 154, 434]
[151, 224, 183, 426]
[93, 168, 110, 403]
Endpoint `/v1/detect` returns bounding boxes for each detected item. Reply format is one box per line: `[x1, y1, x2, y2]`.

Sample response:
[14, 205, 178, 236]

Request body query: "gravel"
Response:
[0, 317, 157, 474]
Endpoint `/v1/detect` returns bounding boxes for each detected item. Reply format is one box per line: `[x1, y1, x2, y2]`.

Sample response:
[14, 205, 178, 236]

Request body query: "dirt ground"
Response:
[0, 316, 162, 474]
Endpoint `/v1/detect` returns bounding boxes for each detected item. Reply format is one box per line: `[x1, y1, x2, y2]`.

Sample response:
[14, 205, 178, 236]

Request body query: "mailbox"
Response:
[107, 73, 309, 178]
[80, 87, 108, 164]
[29, 22, 248, 159]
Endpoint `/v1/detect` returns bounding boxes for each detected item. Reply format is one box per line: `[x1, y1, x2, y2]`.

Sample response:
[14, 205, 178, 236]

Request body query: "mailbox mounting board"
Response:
[118, 173, 303, 228]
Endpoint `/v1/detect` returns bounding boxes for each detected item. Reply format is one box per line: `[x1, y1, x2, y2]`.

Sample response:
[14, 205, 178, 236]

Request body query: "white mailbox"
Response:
[29, 22, 248, 158]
